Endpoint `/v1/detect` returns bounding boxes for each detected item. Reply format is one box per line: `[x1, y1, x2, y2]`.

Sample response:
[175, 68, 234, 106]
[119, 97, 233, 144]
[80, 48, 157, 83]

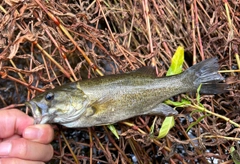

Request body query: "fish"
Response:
[25, 57, 226, 128]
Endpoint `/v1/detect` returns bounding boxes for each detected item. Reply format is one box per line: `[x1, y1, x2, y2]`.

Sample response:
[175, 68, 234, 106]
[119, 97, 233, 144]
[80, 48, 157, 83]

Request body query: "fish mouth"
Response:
[25, 101, 44, 124]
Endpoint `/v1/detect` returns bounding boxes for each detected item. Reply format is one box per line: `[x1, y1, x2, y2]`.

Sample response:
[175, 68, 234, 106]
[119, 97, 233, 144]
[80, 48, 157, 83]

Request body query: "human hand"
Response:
[0, 109, 54, 164]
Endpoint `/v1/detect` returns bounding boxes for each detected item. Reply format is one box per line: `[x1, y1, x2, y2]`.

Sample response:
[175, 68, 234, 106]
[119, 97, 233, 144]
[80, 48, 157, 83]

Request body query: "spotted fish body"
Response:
[26, 58, 225, 128]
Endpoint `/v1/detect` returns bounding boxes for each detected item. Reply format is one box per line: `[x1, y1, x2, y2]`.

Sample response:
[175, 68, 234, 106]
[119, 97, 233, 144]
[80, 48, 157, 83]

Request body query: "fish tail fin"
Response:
[200, 83, 228, 94]
[185, 57, 227, 94]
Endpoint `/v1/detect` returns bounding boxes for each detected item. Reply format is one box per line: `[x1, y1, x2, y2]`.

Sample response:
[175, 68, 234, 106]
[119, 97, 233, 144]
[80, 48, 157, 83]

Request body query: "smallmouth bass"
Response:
[26, 58, 226, 128]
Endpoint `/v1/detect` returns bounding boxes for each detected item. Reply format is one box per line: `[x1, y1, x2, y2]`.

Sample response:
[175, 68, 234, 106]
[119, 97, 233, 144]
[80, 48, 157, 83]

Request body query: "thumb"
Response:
[0, 109, 34, 138]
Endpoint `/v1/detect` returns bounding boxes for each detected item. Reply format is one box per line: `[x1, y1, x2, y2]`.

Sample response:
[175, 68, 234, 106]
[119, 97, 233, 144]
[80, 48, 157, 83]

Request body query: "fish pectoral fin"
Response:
[87, 95, 113, 116]
[85, 107, 96, 117]
[144, 103, 178, 116]
[85, 104, 107, 117]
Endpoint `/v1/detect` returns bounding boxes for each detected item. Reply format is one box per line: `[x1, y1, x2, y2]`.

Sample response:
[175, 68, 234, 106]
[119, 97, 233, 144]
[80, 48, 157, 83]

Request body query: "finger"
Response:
[2, 135, 21, 142]
[0, 158, 45, 164]
[0, 138, 53, 161]
[23, 124, 54, 144]
[0, 109, 34, 138]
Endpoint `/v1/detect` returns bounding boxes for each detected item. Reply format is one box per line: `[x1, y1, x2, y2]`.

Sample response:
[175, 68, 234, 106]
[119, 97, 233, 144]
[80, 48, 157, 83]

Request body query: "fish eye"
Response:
[45, 92, 54, 101]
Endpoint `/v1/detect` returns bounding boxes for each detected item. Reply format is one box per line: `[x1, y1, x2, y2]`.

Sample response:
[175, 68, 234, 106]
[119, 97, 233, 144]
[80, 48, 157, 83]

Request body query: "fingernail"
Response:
[23, 127, 42, 140]
[0, 142, 12, 155]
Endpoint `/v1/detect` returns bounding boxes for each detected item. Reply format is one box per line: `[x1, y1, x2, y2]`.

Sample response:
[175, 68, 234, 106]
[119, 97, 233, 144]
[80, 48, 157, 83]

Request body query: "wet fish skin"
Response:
[26, 58, 225, 128]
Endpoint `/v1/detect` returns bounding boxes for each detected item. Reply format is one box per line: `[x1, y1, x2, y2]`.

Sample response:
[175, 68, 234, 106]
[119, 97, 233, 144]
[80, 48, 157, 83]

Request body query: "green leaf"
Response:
[190, 109, 203, 115]
[166, 46, 184, 76]
[165, 99, 191, 107]
[196, 83, 202, 105]
[186, 114, 209, 132]
[230, 146, 236, 154]
[107, 125, 119, 139]
[150, 117, 157, 135]
[157, 116, 175, 139]
[230, 146, 240, 164]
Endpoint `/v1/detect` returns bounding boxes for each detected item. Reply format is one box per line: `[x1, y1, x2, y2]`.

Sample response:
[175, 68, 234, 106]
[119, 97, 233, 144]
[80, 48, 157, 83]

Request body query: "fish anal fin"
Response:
[144, 103, 178, 116]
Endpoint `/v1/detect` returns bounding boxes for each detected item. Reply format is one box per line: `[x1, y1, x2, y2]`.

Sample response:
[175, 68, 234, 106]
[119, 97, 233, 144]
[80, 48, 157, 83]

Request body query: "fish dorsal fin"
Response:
[128, 66, 157, 77]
